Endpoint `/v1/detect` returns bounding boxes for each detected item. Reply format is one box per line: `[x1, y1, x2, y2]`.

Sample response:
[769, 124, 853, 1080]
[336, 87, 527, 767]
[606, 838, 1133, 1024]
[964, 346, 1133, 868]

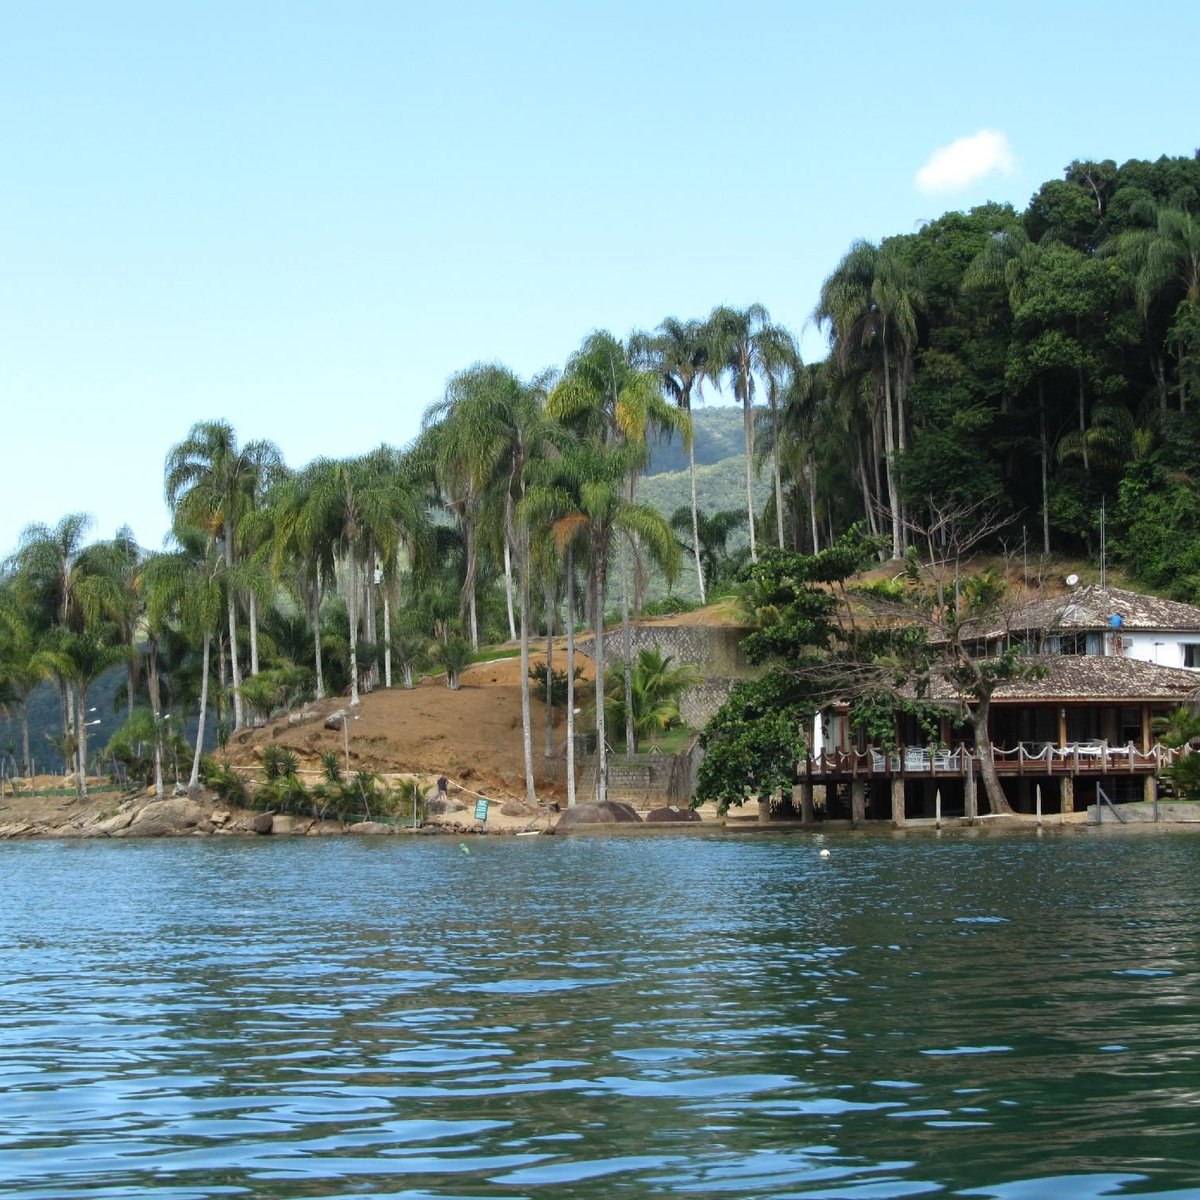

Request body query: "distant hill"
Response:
[646, 406, 748, 476]
[638, 454, 771, 525]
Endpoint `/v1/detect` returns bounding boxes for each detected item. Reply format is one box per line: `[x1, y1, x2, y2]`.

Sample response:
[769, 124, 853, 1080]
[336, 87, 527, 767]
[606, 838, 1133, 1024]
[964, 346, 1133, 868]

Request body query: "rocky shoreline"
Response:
[0, 793, 709, 840]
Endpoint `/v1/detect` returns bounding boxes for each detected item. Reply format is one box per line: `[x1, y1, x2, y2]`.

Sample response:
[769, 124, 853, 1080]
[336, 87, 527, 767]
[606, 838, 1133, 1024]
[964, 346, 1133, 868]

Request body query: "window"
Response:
[1183, 643, 1200, 669]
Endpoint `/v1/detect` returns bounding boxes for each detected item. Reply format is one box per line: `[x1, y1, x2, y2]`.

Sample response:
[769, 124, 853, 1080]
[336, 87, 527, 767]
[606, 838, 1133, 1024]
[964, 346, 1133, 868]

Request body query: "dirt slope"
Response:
[224, 651, 597, 802]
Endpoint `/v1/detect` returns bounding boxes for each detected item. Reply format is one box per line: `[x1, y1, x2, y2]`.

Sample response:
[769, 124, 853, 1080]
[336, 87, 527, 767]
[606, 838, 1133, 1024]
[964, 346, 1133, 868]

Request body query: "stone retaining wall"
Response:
[576, 623, 755, 729]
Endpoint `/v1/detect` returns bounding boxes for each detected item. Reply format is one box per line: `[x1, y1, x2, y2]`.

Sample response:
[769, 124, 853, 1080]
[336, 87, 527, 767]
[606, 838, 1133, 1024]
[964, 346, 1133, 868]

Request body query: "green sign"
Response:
[474, 798, 489, 821]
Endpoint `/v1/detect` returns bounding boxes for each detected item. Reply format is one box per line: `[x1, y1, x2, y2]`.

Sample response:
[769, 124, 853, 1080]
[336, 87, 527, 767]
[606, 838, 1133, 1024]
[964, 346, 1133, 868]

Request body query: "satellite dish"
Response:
[1065, 574, 1080, 588]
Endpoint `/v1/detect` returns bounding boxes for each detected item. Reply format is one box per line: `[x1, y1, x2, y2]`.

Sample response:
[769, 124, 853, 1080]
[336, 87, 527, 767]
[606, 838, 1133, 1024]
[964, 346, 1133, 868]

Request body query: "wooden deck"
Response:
[802, 743, 1173, 784]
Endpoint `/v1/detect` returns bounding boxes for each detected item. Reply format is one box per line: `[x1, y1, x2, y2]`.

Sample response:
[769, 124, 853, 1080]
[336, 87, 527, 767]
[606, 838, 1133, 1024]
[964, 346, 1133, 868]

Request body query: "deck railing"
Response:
[805, 741, 1178, 780]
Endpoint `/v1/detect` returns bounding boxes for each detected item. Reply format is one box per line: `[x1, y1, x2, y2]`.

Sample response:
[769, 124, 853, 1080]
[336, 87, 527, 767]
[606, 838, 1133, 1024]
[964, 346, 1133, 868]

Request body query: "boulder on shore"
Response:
[555, 800, 642, 830]
[645, 804, 701, 823]
[123, 798, 211, 838]
[346, 820, 397, 835]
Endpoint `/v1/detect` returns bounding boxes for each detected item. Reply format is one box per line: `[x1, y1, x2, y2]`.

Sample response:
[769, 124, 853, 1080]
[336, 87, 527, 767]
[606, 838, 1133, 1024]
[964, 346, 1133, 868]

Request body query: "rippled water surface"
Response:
[3, 830, 1200, 1198]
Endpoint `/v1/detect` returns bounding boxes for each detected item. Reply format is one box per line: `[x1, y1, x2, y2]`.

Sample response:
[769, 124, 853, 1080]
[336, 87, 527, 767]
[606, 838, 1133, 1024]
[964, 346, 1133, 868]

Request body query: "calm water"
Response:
[2, 830, 1199, 1199]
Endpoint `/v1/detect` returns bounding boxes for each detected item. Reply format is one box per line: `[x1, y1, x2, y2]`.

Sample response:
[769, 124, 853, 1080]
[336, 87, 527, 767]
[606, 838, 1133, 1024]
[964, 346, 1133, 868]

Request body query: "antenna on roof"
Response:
[1100, 497, 1107, 590]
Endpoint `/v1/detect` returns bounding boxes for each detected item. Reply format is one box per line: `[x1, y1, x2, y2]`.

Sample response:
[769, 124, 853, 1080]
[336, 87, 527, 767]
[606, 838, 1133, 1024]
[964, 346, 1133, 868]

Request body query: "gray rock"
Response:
[124, 798, 210, 838]
[645, 804, 702, 823]
[555, 800, 642, 829]
[345, 821, 396, 835]
[252, 812, 275, 835]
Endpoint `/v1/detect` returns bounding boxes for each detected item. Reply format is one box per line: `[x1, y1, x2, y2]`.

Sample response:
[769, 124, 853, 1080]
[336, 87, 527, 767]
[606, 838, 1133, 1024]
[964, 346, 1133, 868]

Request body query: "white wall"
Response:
[1116, 630, 1200, 670]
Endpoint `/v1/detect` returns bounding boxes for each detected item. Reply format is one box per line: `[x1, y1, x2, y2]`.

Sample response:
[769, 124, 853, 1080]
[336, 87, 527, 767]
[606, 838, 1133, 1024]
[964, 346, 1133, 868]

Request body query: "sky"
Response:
[2, 0, 1197, 557]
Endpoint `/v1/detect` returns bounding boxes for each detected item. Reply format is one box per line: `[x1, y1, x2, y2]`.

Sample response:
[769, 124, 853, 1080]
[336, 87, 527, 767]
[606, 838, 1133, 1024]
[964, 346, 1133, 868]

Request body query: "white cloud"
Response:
[915, 130, 1016, 194]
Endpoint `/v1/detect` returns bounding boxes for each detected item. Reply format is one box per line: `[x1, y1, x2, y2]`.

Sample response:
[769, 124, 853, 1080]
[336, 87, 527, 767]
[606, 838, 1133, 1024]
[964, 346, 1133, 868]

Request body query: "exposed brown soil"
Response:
[223, 649, 597, 803]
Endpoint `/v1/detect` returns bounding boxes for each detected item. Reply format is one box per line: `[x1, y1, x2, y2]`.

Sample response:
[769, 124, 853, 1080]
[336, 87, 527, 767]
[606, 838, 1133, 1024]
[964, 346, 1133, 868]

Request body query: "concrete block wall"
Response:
[575, 623, 755, 731]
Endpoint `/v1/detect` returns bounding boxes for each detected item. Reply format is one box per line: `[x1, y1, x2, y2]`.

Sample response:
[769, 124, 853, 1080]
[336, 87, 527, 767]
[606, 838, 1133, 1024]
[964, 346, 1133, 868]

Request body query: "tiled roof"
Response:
[921, 654, 1200, 704]
[971, 584, 1200, 638]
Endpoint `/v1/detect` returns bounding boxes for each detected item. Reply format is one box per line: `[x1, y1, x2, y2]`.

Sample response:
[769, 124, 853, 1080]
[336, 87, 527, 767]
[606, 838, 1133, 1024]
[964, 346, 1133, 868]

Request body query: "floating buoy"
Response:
[459, 843, 470, 855]
[819, 848, 831, 860]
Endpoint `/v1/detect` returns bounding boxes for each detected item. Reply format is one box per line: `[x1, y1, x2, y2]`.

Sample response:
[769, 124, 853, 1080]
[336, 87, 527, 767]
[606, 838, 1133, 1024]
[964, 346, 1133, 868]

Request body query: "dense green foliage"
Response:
[5, 149, 1200, 810]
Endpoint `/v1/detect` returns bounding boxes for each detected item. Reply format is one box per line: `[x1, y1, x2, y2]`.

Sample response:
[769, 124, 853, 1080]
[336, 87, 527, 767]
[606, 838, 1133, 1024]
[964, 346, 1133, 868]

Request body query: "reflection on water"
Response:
[2, 832, 1200, 1197]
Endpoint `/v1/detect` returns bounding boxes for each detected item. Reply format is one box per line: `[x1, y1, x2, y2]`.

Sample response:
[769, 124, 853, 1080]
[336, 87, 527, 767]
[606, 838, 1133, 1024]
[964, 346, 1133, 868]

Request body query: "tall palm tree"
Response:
[355, 446, 430, 691]
[815, 243, 923, 558]
[633, 317, 710, 602]
[549, 331, 688, 752]
[33, 625, 127, 801]
[524, 439, 679, 799]
[0, 583, 40, 778]
[1114, 202, 1200, 410]
[8, 511, 95, 632]
[164, 421, 283, 730]
[757, 325, 802, 549]
[706, 304, 777, 561]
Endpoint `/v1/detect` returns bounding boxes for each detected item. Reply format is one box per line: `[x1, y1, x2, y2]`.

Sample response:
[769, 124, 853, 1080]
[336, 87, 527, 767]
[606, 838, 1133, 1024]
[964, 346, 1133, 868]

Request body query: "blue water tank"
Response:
[1109, 614, 1123, 628]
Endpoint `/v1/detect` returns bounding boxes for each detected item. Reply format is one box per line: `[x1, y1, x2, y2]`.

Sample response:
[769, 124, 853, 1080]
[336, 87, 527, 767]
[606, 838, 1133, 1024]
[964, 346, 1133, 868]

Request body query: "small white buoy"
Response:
[819, 848, 831, 860]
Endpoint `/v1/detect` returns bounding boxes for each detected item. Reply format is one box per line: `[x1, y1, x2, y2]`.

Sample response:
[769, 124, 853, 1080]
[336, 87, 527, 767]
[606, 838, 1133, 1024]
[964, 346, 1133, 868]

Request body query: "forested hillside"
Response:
[4, 150, 1200, 804]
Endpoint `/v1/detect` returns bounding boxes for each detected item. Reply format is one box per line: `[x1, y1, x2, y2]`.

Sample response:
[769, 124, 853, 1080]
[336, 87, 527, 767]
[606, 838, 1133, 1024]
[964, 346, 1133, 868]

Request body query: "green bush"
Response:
[201, 757, 247, 807]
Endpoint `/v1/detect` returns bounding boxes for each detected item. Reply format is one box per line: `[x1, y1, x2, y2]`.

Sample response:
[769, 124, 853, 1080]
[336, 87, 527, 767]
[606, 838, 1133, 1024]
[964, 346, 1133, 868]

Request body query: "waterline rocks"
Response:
[555, 800, 642, 830]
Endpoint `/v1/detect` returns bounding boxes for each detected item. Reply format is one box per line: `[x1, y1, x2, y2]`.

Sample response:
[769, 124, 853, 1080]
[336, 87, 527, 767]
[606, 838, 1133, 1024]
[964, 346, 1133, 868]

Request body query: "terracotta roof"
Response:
[921, 655, 1200, 704]
[971, 585, 1200, 638]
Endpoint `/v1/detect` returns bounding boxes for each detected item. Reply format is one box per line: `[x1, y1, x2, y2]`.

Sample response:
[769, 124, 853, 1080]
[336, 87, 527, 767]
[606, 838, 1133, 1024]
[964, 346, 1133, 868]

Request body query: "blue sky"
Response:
[1, 0, 1197, 556]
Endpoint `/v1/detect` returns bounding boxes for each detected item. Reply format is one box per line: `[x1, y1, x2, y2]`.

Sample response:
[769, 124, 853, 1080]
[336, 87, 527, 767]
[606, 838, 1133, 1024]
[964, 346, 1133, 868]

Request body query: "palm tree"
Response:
[421, 365, 531, 651]
[634, 317, 710, 601]
[549, 331, 688, 753]
[669, 507, 747, 589]
[815, 243, 923, 559]
[1114, 202, 1200, 410]
[164, 421, 283, 731]
[8, 511, 95, 631]
[33, 625, 127, 801]
[965, 225, 1054, 551]
[706, 304, 791, 562]
[605, 649, 701, 746]
[757, 325, 802, 549]
[83, 527, 143, 718]
[0, 583, 40, 778]
[524, 438, 679, 799]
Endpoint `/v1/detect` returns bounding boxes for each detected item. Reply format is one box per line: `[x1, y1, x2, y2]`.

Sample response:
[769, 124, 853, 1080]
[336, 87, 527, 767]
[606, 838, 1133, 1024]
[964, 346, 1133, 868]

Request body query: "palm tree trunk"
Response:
[1039, 381, 1051, 555]
[224, 531, 244, 730]
[312, 583, 325, 701]
[619, 535, 636, 755]
[364, 548, 378, 691]
[857, 443, 879, 539]
[382, 589, 392, 688]
[75, 687, 89, 802]
[687, 436, 706, 604]
[565, 547, 577, 808]
[743, 399, 758, 562]
[1077, 360, 1089, 472]
[808, 454, 820, 553]
[772, 401, 785, 549]
[594, 555, 608, 806]
[21, 705, 31, 781]
[463, 511, 479, 652]
[544, 577, 555, 763]
[503, 535, 517, 642]
[347, 545, 360, 707]
[881, 344, 901, 558]
[249, 590, 260, 676]
[148, 641, 164, 800]
[518, 532, 536, 804]
[188, 633, 211, 792]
